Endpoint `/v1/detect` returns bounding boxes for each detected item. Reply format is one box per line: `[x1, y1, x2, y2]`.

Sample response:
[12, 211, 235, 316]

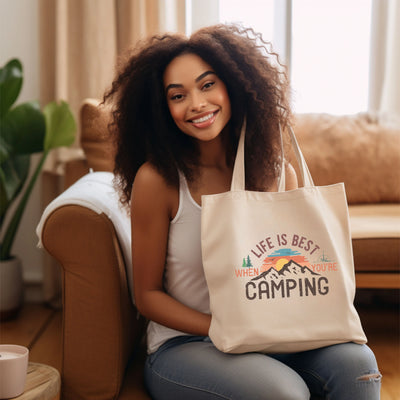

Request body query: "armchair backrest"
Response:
[80, 98, 116, 172]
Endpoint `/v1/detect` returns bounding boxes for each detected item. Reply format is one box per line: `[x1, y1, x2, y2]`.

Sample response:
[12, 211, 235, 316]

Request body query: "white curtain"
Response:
[369, 0, 400, 124]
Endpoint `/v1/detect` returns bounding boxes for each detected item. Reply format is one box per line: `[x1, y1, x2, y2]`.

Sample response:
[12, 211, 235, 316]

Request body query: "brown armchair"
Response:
[38, 99, 151, 400]
[37, 99, 399, 400]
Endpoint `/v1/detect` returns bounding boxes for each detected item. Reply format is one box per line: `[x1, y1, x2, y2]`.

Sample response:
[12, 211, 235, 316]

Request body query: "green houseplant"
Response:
[0, 58, 76, 319]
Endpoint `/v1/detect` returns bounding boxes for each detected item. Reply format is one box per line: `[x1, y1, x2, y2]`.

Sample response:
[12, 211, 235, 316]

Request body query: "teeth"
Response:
[192, 113, 214, 124]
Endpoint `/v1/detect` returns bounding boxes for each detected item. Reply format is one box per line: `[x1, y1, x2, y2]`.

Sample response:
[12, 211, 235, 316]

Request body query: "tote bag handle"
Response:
[231, 119, 314, 192]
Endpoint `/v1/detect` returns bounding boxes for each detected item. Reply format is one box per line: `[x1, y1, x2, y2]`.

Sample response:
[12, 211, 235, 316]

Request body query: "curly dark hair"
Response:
[103, 24, 293, 207]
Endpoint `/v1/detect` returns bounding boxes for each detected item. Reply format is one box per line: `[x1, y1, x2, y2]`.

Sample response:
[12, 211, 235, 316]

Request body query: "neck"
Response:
[196, 125, 233, 170]
[197, 136, 228, 170]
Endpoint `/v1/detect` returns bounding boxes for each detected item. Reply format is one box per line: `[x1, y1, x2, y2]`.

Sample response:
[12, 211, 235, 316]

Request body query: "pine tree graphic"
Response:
[246, 255, 253, 268]
[242, 258, 247, 268]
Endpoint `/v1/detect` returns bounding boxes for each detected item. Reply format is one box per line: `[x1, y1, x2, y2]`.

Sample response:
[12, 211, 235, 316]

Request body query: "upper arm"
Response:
[130, 163, 174, 307]
[130, 165, 211, 335]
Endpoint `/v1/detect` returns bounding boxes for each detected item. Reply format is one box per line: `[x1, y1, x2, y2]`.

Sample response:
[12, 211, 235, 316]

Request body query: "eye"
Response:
[202, 81, 215, 90]
[170, 93, 184, 101]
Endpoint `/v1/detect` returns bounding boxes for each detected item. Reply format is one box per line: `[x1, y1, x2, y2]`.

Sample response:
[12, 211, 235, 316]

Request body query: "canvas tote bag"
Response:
[201, 121, 367, 354]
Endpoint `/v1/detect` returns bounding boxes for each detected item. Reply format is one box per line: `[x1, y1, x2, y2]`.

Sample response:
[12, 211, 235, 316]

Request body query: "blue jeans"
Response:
[144, 336, 381, 400]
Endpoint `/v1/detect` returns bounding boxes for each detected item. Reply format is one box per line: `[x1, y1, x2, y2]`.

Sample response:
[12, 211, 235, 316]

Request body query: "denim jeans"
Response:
[144, 336, 381, 400]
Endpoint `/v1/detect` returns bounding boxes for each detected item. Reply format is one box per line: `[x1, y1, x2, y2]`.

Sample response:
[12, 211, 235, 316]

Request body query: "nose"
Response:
[190, 91, 207, 112]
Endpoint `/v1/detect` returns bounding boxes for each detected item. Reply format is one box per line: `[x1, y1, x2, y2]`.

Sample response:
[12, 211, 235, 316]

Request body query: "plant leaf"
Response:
[0, 134, 11, 164]
[0, 59, 23, 118]
[0, 154, 30, 220]
[43, 101, 76, 151]
[1, 101, 46, 155]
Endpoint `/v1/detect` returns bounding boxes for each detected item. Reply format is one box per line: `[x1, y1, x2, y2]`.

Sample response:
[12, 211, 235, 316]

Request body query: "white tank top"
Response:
[146, 172, 210, 354]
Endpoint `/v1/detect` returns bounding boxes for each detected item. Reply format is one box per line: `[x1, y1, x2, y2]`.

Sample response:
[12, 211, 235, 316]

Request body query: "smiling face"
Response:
[163, 53, 231, 142]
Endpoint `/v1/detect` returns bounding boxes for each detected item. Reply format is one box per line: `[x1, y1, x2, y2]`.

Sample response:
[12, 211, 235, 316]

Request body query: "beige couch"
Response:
[292, 112, 400, 289]
[38, 99, 400, 400]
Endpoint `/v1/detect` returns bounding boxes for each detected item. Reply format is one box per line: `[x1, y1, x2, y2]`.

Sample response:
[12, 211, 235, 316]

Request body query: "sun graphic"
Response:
[275, 258, 289, 271]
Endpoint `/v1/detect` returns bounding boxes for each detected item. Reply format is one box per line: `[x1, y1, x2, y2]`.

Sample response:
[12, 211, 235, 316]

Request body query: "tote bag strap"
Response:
[231, 119, 314, 192]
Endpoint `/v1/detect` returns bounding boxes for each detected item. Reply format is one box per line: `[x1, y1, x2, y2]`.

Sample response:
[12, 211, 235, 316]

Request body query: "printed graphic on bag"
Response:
[234, 234, 338, 301]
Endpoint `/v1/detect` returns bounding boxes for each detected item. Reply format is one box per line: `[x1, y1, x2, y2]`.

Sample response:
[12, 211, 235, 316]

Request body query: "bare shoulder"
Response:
[134, 162, 167, 190]
[131, 162, 177, 220]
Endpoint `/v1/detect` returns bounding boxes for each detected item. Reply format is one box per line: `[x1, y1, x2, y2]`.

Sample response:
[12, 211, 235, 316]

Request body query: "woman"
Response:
[104, 24, 381, 400]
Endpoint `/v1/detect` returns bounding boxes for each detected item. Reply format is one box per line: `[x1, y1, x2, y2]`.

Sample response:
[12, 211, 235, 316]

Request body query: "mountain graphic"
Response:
[251, 260, 320, 281]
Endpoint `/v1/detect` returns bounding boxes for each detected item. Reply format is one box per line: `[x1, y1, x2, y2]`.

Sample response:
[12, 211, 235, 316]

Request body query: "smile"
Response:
[190, 111, 217, 124]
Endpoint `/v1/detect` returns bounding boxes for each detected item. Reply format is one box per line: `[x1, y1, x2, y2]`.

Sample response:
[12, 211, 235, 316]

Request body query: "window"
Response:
[219, 0, 274, 46]
[291, 0, 372, 114]
[217, 0, 372, 115]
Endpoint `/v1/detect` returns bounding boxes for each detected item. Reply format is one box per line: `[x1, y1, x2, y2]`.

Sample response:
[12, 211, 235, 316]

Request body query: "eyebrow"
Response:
[165, 70, 216, 93]
[195, 70, 215, 82]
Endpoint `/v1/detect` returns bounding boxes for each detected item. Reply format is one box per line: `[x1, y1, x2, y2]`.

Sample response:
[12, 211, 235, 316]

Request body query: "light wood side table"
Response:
[14, 362, 60, 400]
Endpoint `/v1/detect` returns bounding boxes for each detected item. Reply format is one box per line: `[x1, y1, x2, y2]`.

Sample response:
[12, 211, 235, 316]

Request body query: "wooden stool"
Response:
[15, 363, 60, 400]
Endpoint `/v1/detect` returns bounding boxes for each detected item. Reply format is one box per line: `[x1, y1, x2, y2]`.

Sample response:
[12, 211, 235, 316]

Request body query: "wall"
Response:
[0, 0, 43, 285]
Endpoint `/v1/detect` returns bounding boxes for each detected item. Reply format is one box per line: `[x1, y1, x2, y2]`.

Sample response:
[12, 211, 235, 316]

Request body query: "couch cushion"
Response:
[293, 113, 400, 204]
[349, 204, 400, 272]
[80, 98, 115, 172]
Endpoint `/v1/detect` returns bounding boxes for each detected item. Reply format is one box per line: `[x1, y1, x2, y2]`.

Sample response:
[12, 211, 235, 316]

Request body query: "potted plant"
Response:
[0, 58, 76, 320]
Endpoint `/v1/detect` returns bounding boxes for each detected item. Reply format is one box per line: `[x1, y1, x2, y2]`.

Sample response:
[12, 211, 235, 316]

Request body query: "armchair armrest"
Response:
[41, 205, 144, 400]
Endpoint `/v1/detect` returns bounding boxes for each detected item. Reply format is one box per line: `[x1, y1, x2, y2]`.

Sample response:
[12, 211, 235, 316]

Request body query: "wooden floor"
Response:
[1, 293, 399, 400]
[1, 303, 62, 371]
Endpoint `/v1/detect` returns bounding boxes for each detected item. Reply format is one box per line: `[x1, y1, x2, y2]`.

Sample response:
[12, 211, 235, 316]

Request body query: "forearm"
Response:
[136, 289, 211, 337]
